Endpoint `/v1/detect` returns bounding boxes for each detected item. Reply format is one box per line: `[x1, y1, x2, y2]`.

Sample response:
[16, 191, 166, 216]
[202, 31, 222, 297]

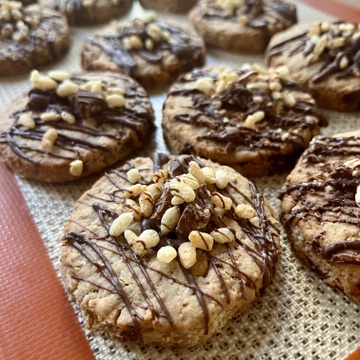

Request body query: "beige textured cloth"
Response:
[0, 1, 359, 359]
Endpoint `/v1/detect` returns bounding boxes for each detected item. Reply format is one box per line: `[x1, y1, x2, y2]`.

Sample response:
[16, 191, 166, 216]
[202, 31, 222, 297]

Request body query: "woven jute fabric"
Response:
[1, 1, 359, 359]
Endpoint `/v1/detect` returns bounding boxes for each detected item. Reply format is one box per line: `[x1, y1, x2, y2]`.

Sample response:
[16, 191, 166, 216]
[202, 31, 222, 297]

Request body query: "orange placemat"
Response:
[0, 162, 95, 360]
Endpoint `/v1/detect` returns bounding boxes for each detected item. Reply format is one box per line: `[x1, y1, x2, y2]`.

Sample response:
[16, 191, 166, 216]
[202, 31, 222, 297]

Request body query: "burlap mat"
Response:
[1, 1, 359, 358]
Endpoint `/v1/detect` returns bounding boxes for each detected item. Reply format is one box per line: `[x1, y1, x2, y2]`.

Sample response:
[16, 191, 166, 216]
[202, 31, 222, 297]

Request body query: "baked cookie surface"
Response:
[60, 154, 280, 347]
[81, 16, 205, 90]
[189, 0, 297, 53]
[139, 0, 197, 13]
[266, 22, 360, 111]
[39, 0, 132, 26]
[0, 71, 154, 182]
[0, 2, 71, 76]
[162, 64, 325, 177]
[279, 131, 360, 301]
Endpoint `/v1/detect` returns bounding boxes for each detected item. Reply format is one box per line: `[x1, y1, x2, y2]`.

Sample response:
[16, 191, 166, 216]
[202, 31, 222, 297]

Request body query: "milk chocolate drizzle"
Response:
[279, 136, 360, 265]
[64, 154, 280, 341]
[267, 22, 360, 84]
[169, 68, 324, 153]
[0, 74, 154, 164]
[202, 0, 297, 47]
[85, 19, 204, 77]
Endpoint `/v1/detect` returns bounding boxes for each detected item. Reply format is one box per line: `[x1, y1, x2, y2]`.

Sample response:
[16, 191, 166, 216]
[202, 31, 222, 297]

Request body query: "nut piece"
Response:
[157, 245, 177, 263]
[124, 184, 147, 198]
[147, 183, 163, 202]
[106, 94, 126, 108]
[245, 111, 265, 128]
[215, 169, 229, 189]
[210, 228, 235, 244]
[57, 80, 79, 98]
[179, 174, 200, 190]
[127, 168, 140, 184]
[188, 161, 205, 183]
[48, 70, 70, 82]
[170, 180, 196, 205]
[41, 128, 58, 149]
[17, 113, 35, 129]
[234, 204, 256, 219]
[124, 198, 141, 221]
[109, 212, 133, 236]
[189, 230, 214, 251]
[202, 167, 216, 184]
[30, 70, 57, 91]
[160, 206, 180, 234]
[178, 242, 197, 269]
[138, 229, 160, 249]
[124, 229, 146, 257]
[61, 111, 76, 124]
[69, 159, 84, 177]
[139, 191, 154, 218]
[211, 192, 232, 210]
[152, 169, 168, 183]
[196, 77, 214, 96]
[41, 111, 61, 122]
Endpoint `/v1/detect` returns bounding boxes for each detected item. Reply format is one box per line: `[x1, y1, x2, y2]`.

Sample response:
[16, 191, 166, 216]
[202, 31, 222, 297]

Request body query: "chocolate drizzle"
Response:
[0, 73, 154, 166]
[85, 19, 204, 78]
[279, 135, 360, 265]
[267, 22, 360, 83]
[63, 154, 280, 342]
[202, 0, 297, 48]
[168, 68, 324, 153]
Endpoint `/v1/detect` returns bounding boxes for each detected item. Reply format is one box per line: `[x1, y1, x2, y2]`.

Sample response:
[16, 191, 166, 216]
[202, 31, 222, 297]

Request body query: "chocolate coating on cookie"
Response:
[189, 0, 297, 52]
[39, 0, 132, 25]
[139, 0, 198, 13]
[0, 71, 154, 182]
[60, 154, 280, 346]
[279, 133, 360, 300]
[0, 2, 71, 76]
[162, 64, 325, 177]
[81, 16, 205, 90]
[266, 22, 360, 111]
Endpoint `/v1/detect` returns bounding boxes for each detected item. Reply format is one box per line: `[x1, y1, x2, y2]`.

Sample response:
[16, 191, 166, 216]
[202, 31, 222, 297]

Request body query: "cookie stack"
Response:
[0, 0, 359, 351]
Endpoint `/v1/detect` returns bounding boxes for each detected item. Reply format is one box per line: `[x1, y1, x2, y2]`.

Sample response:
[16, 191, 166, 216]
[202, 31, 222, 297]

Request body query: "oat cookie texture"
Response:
[60, 154, 281, 347]
[280, 131, 360, 301]
[162, 64, 326, 177]
[81, 15, 205, 90]
[0, 70, 154, 182]
[266, 21, 360, 111]
[0, 1, 71, 76]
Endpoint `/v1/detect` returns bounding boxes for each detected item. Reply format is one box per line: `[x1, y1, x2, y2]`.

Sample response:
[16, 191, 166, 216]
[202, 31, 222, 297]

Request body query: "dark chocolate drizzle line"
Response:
[202, 0, 296, 47]
[0, 76, 153, 165]
[267, 22, 360, 83]
[279, 136, 360, 264]
[0, 10, 69, 68]
[169, 69, 323, 152]
[64, 154, 279, 340]
[86, 19, 203, 76]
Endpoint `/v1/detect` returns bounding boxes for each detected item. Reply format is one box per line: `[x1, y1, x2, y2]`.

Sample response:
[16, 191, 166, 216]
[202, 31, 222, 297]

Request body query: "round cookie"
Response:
[162, 64, 325, 177]
[0, 70, 154, 182]
[189, 0, 297, 53]
[266, 22, 360, 111]
[139, 0, 197, 13]
[0, 2, 71, 77]
[279, 131, 360, 301]
[39, 0, 132, 26]
[60, 153, 281, 347]
[81, 16, 205, 90]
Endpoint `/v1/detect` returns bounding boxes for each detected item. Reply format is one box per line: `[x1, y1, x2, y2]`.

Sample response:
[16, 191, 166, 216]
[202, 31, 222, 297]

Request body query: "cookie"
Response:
[266, 22, 360, 111]
[189, 0, 297, 53]
[81, 16, 205, 90]
[0, 2, 71, 77]
[39, 0, 132, 26]
[60, 153, 280, 347]
[162, 64, 325, 177]
[0, 70, 154, 182]
[279, 131, 360, 301]
[139, 0, 197, 13]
